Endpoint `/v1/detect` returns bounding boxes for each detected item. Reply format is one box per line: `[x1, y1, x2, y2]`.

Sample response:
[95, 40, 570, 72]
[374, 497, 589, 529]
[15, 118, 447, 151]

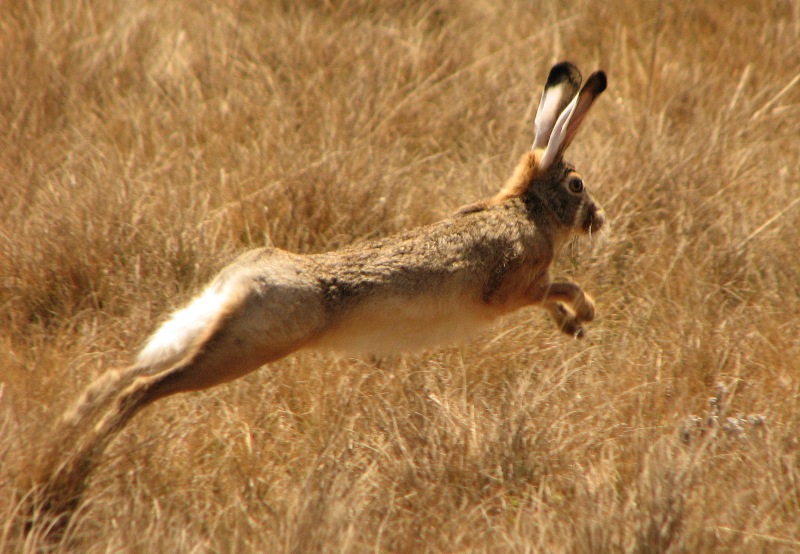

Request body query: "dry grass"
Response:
[2, 0, 800, 551]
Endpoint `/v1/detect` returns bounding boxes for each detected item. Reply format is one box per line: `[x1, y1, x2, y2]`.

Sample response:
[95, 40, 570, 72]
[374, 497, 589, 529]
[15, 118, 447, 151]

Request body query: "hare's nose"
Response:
[589, 205, 605, 233]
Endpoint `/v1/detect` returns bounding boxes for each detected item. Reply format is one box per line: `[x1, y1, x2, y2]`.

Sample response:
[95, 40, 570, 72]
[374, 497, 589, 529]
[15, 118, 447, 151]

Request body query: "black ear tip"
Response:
[547, 61, 582, 88]
[587, 71, 608, 94]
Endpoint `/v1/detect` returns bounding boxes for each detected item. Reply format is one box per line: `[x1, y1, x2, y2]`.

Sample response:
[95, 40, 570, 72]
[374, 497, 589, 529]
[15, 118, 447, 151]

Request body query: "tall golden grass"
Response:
[2, 0, 799, 551]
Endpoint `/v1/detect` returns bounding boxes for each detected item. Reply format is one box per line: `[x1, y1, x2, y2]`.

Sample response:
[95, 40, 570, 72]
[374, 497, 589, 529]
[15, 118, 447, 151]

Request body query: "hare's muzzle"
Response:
[584, 203, 605, 234]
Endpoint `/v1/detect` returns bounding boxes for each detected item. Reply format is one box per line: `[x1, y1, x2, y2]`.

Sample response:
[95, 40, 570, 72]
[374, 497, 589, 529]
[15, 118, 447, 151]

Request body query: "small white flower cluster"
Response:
[679, 383, 766, 444]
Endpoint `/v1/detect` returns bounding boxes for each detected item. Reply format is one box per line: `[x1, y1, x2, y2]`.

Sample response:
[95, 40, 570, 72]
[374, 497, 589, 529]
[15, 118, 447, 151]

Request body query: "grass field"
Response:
[2, 0, 800, 551]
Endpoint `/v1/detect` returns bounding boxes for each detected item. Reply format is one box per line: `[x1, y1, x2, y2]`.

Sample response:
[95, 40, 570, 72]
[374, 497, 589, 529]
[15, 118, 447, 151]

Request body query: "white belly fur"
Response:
[308, 294, 499, 354]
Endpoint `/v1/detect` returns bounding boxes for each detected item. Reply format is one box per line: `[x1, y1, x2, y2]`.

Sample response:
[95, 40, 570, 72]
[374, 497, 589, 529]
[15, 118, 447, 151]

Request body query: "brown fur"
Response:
[490, 150, 543, 205]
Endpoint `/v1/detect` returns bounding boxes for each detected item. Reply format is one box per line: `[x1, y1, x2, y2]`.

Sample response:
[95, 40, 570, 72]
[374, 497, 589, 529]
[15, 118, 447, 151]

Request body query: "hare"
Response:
[32, 61, 607, 523]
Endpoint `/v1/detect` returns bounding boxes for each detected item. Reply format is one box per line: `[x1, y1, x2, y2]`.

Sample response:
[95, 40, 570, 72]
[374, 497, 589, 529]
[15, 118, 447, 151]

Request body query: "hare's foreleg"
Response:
[542, 302, 584, 337]
[529, 280, 596, 337]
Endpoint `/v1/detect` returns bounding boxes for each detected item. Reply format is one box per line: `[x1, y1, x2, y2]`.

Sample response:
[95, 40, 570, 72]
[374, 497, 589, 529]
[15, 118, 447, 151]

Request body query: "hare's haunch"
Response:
[32, 61, 608, 524]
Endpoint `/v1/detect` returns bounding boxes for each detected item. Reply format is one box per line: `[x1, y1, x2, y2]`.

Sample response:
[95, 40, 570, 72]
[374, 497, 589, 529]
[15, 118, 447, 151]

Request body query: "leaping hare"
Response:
[32, 62, 607, 523]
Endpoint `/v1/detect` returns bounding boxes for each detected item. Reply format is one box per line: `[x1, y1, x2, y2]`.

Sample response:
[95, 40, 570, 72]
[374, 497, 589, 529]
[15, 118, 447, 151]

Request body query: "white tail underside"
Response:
[136, 281, 234, 369]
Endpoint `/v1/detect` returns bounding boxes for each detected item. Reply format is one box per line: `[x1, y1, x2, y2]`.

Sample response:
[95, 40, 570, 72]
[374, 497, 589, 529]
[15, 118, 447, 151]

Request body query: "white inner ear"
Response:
[532, 87, 565, 150]
[539, 94, 578, 170]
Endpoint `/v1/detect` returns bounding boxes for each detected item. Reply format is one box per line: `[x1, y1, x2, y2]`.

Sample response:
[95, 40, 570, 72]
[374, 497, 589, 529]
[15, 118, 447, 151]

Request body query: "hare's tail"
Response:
[31, 280, 236, 526]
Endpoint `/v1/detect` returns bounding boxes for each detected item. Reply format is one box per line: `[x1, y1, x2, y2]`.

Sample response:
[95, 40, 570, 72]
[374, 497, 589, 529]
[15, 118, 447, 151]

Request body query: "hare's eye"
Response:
[567, 177, 584, 194]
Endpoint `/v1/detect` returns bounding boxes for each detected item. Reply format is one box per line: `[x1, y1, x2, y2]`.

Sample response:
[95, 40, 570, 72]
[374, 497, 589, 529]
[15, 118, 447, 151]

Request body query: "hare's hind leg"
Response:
[136, 250, 330, 403]
[35, 262, 327, 523]
[138, 286, 328, 404]
[136, 319, 301, 406]
[34, 296, 310, 520]
[94, 331, 299, 438]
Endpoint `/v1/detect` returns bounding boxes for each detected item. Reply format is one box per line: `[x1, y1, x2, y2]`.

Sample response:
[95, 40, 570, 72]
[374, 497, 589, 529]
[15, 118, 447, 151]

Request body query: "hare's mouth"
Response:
[583, 207, 605, 234]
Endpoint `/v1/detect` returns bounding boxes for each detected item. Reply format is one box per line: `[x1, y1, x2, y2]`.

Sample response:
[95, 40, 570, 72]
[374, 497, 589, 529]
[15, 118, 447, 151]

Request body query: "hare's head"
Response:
[491, 62, 607, 236]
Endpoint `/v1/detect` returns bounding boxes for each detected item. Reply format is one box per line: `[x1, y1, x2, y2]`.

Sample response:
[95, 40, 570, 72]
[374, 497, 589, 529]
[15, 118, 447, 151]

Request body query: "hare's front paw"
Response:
[551, 302, 587, 339]
[574, 292, 596, 323]
[533, 281, 597, 338]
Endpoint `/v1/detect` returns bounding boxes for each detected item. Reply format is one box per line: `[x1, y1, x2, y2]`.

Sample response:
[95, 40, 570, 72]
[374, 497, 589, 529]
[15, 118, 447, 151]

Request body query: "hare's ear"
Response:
[532, 62, 582, 150]
[539, 70, 607, 170]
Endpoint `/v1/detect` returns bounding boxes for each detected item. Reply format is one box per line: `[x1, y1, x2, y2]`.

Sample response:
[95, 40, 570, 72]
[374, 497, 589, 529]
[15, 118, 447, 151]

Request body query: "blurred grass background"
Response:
[1, 0, 799, 551]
